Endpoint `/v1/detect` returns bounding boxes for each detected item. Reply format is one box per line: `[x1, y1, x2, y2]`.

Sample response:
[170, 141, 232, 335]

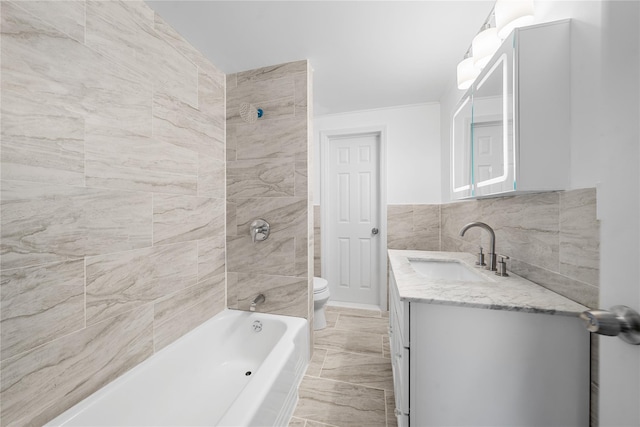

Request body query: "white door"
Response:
[323, 131, 382, 307]
[598, 2, 640, 425]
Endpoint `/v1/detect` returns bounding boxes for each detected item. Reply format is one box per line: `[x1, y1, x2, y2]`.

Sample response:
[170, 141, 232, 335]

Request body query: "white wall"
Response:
[314, 103, 441, 205]
[440, 0, 604, 202]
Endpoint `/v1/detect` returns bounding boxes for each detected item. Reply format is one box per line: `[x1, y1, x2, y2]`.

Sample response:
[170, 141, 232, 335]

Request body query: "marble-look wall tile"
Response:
[234, 117, 307, 160]
[198, 69, 226, 119]
[227, 77, 294, 125]
[198, 155, 225, 199]
[85, 1, 198, 107]
[86, 242, 198, 325]
[1, 180, 152, 270]
[153, 92, 224, 161]
[154, 274, 225, 350]
[387, 204, 440, 251]
[227, 272, 239, 309]
[414, 205, 440, 243]
[295, 235, 310, 277]
[152, 13, 225, 89]
[1, 3, 87, 186]
[234, 197, 307, 237]
[236, 273, 308, 318]
[227, 234, 296, 276]
[0, 306, 154, 426]
[10, 1, 86, 43]
[0, 1, 227, 425]
[509, 258, 599, 308]
[226, 124, 237, 162]
[236, 61, 308, 85]
[480, 193, 560, 272]
[85, 127, 198, 196]
[226, 61, 310, 319]
[227, 158, 295, 198]
[1, 260, 85, 360]
[560, 188, 599, 287]
[440, 200, 483, 250]
[227, 200, 237, 237]
[295, 152, 308, 199]
[1, 93, 85, 186]
[294, 72, 308, 116]
[153, 194, 224, 245]
[198, 236, 226, 283]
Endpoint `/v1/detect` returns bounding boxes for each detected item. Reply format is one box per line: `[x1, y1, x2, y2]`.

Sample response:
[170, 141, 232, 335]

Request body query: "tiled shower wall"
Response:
[0, 2, 226, 425]
[226, 61, 313, 322]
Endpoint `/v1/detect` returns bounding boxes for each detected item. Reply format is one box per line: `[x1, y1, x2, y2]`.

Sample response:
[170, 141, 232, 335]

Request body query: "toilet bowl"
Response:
[313, 277, 330, 330]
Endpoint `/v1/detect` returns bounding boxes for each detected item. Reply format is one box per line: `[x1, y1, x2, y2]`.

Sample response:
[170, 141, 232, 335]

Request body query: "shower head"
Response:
[239, 102, 263, 124]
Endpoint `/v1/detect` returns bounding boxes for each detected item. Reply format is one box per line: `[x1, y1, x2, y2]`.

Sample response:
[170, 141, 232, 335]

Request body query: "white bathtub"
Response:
[47, 309, 309, 427]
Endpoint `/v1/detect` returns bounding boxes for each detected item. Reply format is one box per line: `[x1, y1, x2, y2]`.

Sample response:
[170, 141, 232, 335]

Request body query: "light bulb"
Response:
[472, 27, 501, 69]
[495, 0, 535, 39]
[457, 56, 480, 90]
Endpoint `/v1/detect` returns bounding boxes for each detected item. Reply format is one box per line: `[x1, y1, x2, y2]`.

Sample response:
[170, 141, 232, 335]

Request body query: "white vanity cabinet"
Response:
[451, 20, 570, 199]
[389, 272, 410, 426]
[388, 253, 590, 426]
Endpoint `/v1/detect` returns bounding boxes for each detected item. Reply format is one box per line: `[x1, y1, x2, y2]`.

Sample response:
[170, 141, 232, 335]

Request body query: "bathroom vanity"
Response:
[388, 250, 589, 427]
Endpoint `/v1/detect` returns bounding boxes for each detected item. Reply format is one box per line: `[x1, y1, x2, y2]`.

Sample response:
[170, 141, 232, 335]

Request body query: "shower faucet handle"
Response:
[250, 219, 270, 243]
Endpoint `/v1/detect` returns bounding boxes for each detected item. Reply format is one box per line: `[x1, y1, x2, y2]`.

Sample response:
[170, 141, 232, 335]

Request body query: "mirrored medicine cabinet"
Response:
[451, 19, 571, 200]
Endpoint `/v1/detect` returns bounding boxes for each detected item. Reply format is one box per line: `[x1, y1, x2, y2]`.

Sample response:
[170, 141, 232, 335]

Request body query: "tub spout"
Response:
[250, 294, 266, 312]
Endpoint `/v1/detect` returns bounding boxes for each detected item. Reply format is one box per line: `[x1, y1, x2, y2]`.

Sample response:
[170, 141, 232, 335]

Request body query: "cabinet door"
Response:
[451, 93, 474, 199]
[472, 52, 515, 196]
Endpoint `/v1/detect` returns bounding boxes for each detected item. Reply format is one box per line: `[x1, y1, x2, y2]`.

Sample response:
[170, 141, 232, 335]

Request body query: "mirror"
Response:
[452, 93, 473, 198]
[472, 53, 514, 196]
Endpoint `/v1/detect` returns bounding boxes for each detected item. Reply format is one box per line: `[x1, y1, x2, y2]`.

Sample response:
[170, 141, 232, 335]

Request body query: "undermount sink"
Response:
[408, 258, 489, 282]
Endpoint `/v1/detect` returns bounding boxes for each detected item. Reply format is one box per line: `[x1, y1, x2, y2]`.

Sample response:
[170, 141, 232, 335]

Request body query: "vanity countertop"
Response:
[388, 250, 588, 316]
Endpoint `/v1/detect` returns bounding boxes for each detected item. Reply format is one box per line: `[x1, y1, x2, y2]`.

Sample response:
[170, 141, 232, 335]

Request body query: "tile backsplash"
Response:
[383, 189, 599, 309]
[440, 188, 599, 309]
[0, 1, 226, 424]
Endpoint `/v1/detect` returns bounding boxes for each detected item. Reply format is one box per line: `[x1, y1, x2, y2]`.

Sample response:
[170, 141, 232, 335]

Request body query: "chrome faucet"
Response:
[459, 222, 497, 271]
[250, 294, 266, 312]
[250, 219, 270, 243]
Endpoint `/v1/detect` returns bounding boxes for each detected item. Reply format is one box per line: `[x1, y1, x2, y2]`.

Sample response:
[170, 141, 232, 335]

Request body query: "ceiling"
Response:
[146, 1, 495, 115]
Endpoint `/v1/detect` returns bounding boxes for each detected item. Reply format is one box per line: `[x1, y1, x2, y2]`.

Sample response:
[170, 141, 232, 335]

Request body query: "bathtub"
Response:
[47, 309, 309, 427]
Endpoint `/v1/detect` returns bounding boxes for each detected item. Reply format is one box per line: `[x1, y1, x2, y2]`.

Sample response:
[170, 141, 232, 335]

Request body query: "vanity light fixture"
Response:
[495, 0, 535, 39]
[472, 23, 501, 69]
[456, 50, 479, 90]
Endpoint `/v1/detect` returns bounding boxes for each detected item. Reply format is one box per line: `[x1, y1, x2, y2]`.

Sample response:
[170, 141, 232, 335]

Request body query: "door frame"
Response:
[320, 126, 388, 310]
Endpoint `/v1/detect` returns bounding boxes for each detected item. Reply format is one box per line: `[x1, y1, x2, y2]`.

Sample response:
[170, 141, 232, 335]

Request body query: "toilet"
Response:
[313, 277, 330, 330]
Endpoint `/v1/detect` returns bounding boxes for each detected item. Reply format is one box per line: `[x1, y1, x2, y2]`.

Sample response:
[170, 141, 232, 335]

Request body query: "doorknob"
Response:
[371, 227, 379, 235]
[580, 305, 640, 345]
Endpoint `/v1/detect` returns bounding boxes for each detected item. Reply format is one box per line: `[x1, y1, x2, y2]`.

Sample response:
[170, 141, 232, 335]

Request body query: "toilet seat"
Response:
[313, 277, 328, 294]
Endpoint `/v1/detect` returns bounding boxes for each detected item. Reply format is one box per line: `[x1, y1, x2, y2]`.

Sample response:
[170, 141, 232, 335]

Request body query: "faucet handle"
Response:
[250, 219, 270, 243]
[495, 254, 509, 277]
[475, 246, 486, 267]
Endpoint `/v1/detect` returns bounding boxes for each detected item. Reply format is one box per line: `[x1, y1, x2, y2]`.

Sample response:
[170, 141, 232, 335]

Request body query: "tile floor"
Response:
[290, 306, 397, 427]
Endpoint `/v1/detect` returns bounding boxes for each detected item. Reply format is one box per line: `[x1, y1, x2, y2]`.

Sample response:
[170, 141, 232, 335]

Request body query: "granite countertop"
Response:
[388, 250, 588, 316]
